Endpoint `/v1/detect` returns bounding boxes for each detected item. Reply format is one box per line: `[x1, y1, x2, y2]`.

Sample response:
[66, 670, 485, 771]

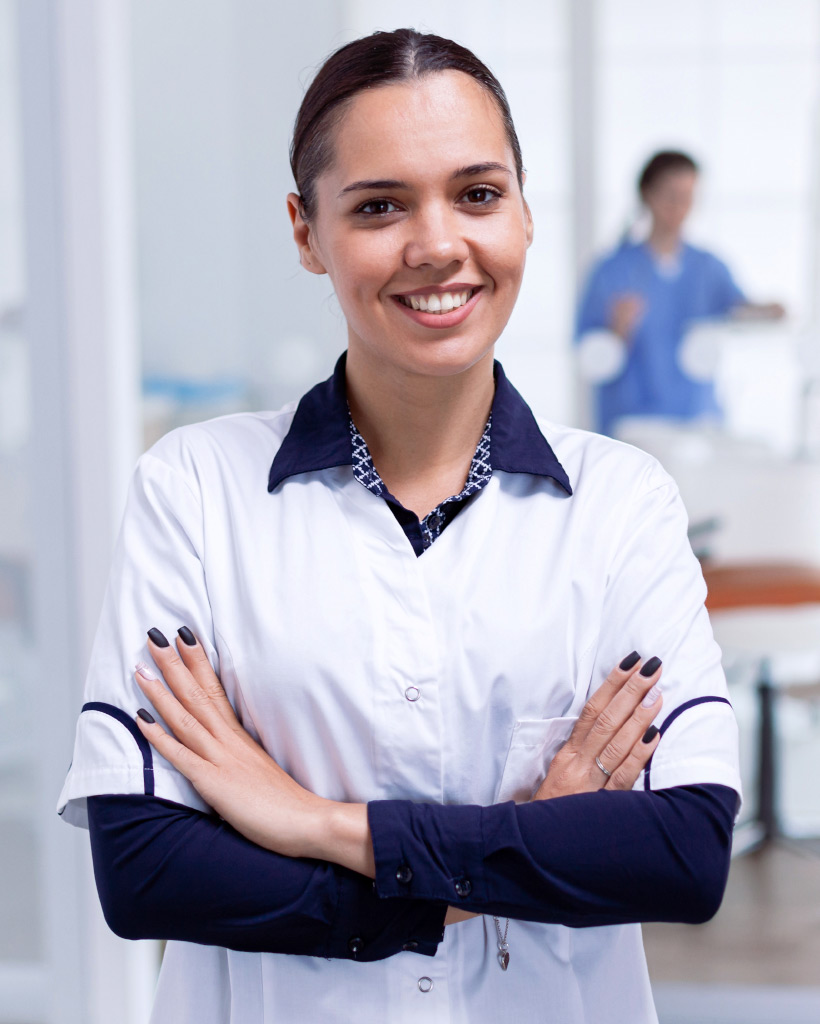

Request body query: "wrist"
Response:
[308, 800, 376, 878]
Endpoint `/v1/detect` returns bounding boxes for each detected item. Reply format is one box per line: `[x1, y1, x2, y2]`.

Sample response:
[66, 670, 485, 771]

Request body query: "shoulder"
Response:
[135, 405, 299, 498]
[536, 419, 675, 500]
[683, 242, 732, 275]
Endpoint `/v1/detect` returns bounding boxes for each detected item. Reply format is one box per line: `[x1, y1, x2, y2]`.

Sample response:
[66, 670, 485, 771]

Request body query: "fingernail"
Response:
[619, 651, 640, 671]
[642, 725, 659, 744]
[135, 661, 158, 681]
[641, 684, 661, 707]
[136, 708, 155, 724]
[177, 626, 197, 646]
[147, 628, 169, 648]
[640, 655, 662, 677]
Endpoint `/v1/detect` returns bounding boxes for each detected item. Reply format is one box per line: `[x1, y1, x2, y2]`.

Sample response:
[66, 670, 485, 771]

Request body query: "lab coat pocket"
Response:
[495, 717, 577, 804]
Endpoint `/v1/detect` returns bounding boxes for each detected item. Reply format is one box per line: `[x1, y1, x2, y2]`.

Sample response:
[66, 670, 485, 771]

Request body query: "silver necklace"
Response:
[492, 916, 510, 970]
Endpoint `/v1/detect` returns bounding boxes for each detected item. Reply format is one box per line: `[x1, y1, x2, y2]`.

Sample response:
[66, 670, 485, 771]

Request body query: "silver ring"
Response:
[595, 755, 612, 777]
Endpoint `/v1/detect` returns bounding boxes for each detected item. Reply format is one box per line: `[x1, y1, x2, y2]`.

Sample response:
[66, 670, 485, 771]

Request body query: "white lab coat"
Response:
[58, 403, 740, 1023]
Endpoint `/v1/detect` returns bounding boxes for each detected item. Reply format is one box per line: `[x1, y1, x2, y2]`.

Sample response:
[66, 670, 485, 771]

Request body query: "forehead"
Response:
[649, 168, 697, 193]
[327, 71, 512, 185]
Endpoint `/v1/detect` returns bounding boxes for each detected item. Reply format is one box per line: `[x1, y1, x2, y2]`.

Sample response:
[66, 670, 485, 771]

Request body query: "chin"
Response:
[398, 337, 497, 379]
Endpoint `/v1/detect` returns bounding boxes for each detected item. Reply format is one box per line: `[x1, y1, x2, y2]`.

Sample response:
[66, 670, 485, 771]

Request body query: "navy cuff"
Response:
[369, 800, 488, 904]
[326, 868, 446, 961]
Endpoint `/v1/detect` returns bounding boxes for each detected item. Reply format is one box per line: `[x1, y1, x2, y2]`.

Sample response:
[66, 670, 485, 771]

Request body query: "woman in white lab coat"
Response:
[59, 28, 741, 1024]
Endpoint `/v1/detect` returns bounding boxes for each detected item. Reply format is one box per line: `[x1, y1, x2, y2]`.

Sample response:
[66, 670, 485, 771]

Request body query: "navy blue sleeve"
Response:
[87, 794, 446, 961]
[368, 784, 737, 927]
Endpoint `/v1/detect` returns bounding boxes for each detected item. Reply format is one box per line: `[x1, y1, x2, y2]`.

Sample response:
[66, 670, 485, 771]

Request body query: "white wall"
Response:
[131, 0, 349, 413]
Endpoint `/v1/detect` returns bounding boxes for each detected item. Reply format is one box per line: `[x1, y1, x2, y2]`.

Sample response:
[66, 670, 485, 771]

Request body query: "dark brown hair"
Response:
[290, 28, 524, 220]
[638, 150, 699, 197]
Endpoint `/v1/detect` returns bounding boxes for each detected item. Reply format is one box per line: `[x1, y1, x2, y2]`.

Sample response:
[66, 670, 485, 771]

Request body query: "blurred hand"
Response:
[731, 301, 786, 322]
[609, 294, 646, 341]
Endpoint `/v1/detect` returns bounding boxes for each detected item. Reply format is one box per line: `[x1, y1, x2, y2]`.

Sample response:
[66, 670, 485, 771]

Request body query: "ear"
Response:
[519, 173, 534, 248]
[287, 193, 327, 275]
[523, 197, 534, 248]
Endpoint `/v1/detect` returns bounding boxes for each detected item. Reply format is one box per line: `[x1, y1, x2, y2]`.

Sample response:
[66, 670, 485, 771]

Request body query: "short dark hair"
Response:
[638, 150, 699, 196]
[290, 28, 524, 220]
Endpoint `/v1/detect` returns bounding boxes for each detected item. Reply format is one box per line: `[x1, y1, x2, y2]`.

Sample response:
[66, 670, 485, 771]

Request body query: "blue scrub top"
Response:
[575, 241, 746, 435]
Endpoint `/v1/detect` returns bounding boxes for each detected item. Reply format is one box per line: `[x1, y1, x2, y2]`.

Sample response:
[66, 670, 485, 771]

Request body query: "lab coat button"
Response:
[402, 939, 419, 951]
[418, 976, 434, 993]
[347, 936, 365, 956]
[396, 863, 414, 884]
[404, 685, 421, 702]
[453, 878, 472, 898]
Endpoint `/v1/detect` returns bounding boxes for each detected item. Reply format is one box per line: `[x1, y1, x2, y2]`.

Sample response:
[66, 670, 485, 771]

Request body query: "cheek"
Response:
[477, 223, 530, 287]
[328, 231, 403, 302]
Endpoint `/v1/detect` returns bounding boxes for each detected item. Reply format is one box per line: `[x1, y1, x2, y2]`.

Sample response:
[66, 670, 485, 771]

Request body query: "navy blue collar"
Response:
[268, 352, 572, 495]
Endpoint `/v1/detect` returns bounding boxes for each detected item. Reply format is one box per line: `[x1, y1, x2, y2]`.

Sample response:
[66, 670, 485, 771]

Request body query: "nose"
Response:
[403, 204, 469, 270]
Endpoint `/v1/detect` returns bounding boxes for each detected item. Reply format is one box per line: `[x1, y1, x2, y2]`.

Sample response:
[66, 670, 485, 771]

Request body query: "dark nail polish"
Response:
[640, 656, 662, 677]
[177, 626, 197, 646]
[147, 628, 169, 648]
[642, 725, 659, 744]
[619, 651, 640, 671]
[137, 708, 155, 724]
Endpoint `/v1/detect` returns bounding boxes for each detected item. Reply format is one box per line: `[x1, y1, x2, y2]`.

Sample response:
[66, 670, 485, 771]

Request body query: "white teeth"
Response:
[400, 289, 474, 313]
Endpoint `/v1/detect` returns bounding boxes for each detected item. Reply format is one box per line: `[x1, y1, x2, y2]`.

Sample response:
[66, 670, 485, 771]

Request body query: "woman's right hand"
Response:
[533, 653, 663, 801]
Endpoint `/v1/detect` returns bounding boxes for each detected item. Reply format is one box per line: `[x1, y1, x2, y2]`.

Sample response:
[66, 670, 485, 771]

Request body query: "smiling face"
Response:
[288, 71, 533, 381]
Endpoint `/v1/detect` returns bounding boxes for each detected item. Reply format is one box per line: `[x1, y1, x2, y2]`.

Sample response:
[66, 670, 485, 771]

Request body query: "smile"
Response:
[396, 289, 476, 313]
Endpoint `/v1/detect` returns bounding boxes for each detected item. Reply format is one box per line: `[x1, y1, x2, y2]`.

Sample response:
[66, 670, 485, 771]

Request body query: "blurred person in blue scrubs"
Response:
[576, 151, 784, 436]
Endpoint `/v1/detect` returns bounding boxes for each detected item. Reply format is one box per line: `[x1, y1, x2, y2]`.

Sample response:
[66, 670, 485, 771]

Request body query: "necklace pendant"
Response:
[491, 917, 510, 972]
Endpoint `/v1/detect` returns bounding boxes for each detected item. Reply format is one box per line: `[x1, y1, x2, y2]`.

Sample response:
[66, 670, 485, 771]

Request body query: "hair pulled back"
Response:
[290, 28, 524, 220]
[638, 150, 699, 197]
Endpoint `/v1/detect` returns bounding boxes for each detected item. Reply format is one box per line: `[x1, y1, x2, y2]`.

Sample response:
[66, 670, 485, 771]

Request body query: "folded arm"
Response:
[367, 783, 737, 927]
[87, 778, 736, 966]
[87, 793, 446, 960]
[118, 631, 737, 949]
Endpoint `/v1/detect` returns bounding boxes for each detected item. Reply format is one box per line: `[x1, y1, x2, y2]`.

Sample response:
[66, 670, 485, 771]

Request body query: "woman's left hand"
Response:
[134, 627, 333, 861]
[532, 653, 662, 801]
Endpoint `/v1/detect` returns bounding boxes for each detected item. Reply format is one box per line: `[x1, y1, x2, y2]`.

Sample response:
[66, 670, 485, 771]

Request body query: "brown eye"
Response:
[461, 187, 501, 206]
[357, 199, 399, 216]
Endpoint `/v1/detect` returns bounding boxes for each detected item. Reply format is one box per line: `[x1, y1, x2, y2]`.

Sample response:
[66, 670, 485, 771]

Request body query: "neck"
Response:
[345, 347, 496, 517]
[647, 224, 682, 257]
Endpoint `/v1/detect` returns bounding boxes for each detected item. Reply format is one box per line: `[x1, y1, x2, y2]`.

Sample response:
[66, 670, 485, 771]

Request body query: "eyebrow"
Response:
[452, 162, 512, 179]
[337, 162, 512, 198]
